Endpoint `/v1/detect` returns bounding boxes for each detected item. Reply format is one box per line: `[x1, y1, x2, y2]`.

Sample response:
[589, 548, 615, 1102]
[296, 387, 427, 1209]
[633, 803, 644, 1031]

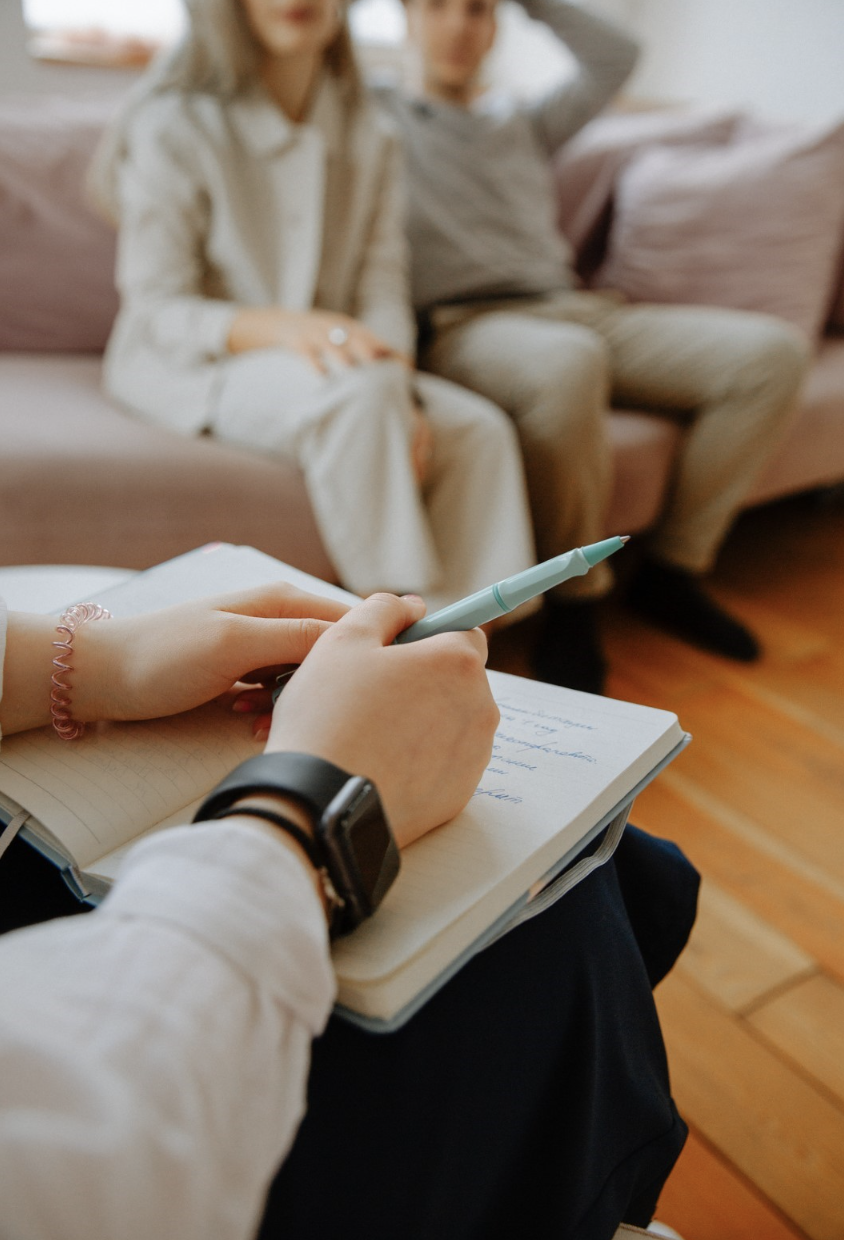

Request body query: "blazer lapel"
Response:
[330, 102, 385, 309]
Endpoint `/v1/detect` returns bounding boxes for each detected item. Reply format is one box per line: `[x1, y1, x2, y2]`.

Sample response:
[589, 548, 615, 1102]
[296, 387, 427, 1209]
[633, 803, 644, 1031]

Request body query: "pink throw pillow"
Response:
[595, 120, 844, 342]
[0, 97, 119, 352]
[553, 108, 738, 277]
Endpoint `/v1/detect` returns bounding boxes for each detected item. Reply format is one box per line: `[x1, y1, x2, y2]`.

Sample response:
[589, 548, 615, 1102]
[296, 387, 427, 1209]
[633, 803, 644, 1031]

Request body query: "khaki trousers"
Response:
[210, 353, 535, 610]
[424, 292, 810, 598]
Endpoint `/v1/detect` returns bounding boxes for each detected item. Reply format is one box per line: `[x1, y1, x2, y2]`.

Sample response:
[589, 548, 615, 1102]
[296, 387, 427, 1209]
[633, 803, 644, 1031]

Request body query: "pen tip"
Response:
[619, 535, 631, 543]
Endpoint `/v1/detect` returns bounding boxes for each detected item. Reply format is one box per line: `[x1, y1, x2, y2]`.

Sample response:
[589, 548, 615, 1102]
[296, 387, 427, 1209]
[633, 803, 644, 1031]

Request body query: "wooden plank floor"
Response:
[488, 490, 844, 1240]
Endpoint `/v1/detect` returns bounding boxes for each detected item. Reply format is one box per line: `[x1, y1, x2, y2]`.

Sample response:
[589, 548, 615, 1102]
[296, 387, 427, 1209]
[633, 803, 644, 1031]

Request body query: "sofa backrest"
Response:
[0, 96, 119, 352]
[2, 95, 843, 356]
[554, 107, 844, 343]
[553, 106, 740, 281]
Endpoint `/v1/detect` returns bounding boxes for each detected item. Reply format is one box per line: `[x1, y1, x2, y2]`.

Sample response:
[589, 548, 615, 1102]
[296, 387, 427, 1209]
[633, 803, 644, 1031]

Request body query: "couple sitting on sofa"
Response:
[91, 0, 809, 694]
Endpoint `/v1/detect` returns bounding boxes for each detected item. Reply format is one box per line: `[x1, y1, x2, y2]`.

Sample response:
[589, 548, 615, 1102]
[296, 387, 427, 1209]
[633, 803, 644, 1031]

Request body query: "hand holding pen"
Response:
[261, 538, 627, 717]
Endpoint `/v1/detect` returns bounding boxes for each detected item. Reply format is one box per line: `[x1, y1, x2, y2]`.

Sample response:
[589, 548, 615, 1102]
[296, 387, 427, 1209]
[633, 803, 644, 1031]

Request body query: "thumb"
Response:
[337, 593, 427, 647]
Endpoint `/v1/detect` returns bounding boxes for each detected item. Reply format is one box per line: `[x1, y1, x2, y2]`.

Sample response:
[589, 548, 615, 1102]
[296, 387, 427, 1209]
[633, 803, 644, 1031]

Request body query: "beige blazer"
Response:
[104, 76, 415, 436]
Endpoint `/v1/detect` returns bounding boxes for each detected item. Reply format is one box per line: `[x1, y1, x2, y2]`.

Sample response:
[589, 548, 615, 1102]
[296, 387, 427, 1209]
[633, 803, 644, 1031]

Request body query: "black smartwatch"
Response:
[193, 753, 401, 937]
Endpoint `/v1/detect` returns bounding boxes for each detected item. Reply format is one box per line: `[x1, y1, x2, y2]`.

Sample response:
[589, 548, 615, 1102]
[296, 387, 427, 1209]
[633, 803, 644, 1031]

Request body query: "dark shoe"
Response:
[531, 597, 607, 694]
[627, 559, 761, 661]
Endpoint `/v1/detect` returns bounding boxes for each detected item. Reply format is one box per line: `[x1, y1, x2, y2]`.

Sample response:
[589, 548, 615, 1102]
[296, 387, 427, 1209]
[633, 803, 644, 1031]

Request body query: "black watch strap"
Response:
[193, 753, 398, 938]
[195, 752, 352, 828]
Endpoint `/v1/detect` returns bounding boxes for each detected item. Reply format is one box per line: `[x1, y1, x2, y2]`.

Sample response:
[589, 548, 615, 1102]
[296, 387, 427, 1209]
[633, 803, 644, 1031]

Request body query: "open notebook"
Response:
[0, 544, 690, 1032]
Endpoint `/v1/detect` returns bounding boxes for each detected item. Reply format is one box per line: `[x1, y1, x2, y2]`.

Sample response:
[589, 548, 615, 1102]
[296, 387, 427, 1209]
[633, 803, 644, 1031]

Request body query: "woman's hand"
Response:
[0, 583, 347, 737]
[227, 307, 408, 374]
[2, 585, 347, 736]
[67, 584, 349, 726]
[266, 593, 499, 849]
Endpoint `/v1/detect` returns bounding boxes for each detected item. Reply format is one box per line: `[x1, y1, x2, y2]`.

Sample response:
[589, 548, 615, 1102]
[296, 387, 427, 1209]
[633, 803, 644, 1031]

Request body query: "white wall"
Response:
[627, 0, 844, 122]
[488, 0, 637, 98]
[0, 1, 135, 98]
[0, 0, 635, 105]
[3, 0, 842, 123]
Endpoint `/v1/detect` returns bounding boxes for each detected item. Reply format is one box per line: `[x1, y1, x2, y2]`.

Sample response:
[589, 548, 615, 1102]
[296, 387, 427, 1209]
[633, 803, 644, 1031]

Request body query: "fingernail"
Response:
[232, 699, 254, 713]
[401, 594, 424, 603]
[254, 726, 270, 743]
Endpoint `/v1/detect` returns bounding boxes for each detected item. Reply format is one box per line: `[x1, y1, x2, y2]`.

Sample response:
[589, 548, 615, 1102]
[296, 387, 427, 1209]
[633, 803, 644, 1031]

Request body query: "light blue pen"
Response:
[394, 536, 630, 644]
[272, 537, 630, 700]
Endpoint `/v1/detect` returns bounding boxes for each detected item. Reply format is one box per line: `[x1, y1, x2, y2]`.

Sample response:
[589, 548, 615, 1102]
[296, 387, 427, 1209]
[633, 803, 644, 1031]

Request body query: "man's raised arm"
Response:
[520, 0, 640, 155]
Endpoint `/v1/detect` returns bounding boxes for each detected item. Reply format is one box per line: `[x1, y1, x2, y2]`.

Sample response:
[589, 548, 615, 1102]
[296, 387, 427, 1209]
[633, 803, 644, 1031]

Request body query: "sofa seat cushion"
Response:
[749, 334, 844, 504]
[0, 354, 336, 578]
[604, 409, 682, 536]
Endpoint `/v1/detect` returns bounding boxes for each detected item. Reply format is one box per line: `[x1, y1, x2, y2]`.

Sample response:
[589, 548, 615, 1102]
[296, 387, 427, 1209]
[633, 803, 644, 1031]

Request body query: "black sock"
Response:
[531, 597, 607, 695]
[627, 559, 760, 662]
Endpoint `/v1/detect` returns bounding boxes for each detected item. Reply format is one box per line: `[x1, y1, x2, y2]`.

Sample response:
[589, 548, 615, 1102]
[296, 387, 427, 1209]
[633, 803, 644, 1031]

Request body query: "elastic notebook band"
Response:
[50, 603, 112, 740]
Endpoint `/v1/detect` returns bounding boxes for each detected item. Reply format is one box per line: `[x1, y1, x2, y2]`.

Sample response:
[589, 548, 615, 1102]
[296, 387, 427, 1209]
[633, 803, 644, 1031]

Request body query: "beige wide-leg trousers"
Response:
[424, 292, 810, 598]
[210, 353, 535, 610]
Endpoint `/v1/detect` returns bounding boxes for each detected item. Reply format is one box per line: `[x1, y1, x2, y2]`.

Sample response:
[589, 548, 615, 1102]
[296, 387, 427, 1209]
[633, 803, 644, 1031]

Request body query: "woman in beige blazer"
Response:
[91, 0, 534, 608]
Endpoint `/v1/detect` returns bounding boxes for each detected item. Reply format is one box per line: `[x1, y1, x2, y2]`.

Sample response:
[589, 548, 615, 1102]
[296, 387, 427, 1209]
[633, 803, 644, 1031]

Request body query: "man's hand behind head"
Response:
[266, 593, 499, 848]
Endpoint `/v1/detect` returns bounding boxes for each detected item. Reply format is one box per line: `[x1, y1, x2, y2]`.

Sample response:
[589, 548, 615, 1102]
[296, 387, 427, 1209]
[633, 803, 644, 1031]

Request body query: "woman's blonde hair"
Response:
[89, 0, 362, 221]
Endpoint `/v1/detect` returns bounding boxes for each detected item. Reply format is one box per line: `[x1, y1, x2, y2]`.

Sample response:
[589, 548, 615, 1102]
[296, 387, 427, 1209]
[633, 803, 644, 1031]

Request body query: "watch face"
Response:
[325, 780, 400, 919]
[346, 797, 394, 899]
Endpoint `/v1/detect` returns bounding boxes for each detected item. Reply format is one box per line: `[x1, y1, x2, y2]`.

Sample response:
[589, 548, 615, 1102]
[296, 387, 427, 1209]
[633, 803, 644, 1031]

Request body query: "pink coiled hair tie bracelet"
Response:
[50, 603, 112, 740]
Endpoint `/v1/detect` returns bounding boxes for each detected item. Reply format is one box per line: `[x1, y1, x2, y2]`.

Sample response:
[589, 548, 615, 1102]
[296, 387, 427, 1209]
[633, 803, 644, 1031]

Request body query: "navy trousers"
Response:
[262, 824, 698, 1240]
[0, 824, 698, 1240]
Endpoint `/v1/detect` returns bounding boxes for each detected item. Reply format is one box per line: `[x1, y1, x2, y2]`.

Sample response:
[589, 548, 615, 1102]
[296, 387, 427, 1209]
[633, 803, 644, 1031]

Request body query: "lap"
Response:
[428, 301, 609, 372]
[210, 353, 414, 453]
[0, 826, 697, 1240]
[575, 298, 807, 409]
[427, 291, 804, 413]
[261, 824, 698, 1240]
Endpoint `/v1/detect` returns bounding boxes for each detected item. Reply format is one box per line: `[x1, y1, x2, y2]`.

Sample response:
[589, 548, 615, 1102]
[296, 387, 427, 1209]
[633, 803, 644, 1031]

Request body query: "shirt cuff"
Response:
[100, 821, 336, 1036]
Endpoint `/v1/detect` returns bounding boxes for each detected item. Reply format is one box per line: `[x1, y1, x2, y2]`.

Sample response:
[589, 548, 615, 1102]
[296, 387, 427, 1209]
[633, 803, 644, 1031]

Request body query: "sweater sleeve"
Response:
[518, 0, 640, 155]
[0, 820, 335, 1240]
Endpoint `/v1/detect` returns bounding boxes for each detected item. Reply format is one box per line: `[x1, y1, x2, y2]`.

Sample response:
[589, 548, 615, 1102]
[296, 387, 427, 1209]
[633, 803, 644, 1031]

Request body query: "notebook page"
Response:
[0, 702, 258, 871]
[92, 543, 358, 617]
[333, 672, 684, 994]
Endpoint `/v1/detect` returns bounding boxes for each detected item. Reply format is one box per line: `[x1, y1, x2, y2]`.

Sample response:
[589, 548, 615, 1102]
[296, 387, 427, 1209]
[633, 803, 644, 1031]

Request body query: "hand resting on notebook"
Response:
[0, 585, 497, 847]
[0, 581, 348, 736]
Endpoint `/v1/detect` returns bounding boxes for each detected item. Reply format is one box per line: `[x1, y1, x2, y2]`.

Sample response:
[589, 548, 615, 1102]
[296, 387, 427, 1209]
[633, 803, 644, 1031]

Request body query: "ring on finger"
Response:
[328, 326, 349, 346]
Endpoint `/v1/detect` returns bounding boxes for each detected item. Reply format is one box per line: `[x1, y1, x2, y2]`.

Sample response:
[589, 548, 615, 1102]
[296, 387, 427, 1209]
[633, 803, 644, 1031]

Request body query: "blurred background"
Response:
[3, 0, 844, 121]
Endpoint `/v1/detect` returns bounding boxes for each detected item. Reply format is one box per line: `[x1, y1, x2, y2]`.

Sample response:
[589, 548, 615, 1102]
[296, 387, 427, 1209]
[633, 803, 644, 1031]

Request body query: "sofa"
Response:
[2, 95, 844, 576]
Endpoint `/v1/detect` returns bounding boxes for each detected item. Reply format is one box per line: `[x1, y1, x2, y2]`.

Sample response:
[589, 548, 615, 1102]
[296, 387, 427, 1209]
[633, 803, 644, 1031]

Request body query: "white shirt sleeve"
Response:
[0, 818, 336, 1240]
[113, 99, 239, 363]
